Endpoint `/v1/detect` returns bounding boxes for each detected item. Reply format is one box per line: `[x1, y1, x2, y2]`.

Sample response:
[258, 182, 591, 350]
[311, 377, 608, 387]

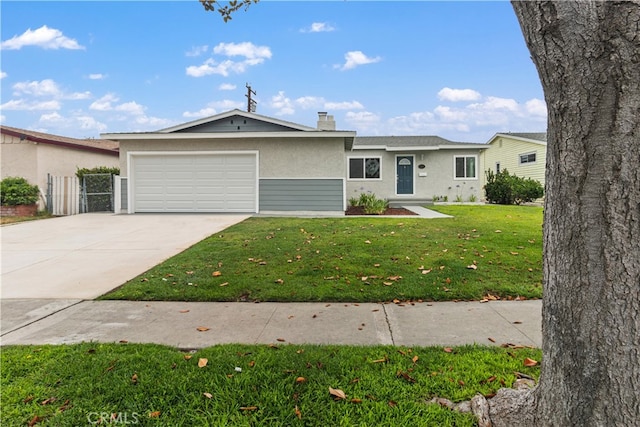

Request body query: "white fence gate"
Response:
[46, 174, 80, 216]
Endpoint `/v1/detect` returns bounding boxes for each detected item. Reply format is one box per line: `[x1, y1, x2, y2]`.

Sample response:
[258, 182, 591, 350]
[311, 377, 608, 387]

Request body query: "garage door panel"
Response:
[132, 153, 256, 213]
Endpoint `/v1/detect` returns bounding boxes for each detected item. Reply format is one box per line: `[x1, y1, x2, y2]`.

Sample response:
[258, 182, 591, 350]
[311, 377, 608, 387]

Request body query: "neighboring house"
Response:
[102, 110, 356, 214]
[481, 132, 547, 188]
[103, 109, 488, 214]
[347, 136, 487, 204]
[0, 125, 120, 207]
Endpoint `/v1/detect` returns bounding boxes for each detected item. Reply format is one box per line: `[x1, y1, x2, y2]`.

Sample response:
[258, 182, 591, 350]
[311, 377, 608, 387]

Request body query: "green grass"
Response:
[1, 343, 541, 426]
[0, 211, 55, 225]
[102, 205, 543, 303]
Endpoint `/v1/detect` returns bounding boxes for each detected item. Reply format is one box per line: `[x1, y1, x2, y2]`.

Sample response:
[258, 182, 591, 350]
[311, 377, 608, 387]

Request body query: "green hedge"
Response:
[0, 177, 39, 206]
[484, 169, 544, 205]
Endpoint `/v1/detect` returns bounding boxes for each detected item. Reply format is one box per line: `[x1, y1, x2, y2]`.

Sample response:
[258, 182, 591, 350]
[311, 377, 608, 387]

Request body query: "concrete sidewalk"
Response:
[1, 299, 541, 349]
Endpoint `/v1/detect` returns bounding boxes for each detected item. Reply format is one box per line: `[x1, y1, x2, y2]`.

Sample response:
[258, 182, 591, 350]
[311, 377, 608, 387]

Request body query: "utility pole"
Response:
[246, 83, 257, 112]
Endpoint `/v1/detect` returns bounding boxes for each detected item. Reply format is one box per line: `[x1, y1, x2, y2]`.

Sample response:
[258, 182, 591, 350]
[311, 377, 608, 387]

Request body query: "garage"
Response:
[130, 152, 257, 213]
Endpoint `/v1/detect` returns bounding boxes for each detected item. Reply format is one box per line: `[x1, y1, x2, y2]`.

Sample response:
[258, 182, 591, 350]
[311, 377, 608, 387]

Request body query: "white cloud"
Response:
[335, 51, 382, 71]
[185, 45, 209, 57]
[39, 111, 64, 123]
[525, 98, 547, 117]
[12, 79, 90, 100]
[301, 22, 336, 33]
[270, 91, 295, 115]
[90, 93, 119, 111]
[0, 71, 7, 79]
[213, 42, 272, 60]
[0, 99, 61, 111]
[219, 83, 236, 91]
[186, 42, 272, 78]
[344, 111, 383, 132]
[183, 107, 217, 118]
[325, 101, 364, 110]
[1, 25, 84, 50]
[115, 101, 145, 115]
[88, 73, 106, 80]
[469, 96, 519, 112]
[437, 87, 481, 102]
[183, 100, 243, 118]
[38, 112, 107, 134]
[13, 79, 61, 97]
[0, 114, 5, 123]
[294, 96, 324, 110]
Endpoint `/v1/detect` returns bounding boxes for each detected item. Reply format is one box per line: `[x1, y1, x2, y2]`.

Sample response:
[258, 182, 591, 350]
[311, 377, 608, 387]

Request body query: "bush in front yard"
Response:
[484, 170, 544, 205]
[350, 192, 389, 215]
[0, 177, 39, 206]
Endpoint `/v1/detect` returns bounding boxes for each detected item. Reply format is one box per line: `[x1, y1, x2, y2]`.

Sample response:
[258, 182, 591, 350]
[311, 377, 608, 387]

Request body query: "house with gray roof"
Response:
[347, 136, 488, 204]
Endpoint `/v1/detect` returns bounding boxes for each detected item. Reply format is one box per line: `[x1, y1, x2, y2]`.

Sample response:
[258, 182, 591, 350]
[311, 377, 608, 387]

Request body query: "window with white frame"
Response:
[519, 152, 537, 165]
[454, 156, 477, 179]
[349, 157, 381, 179]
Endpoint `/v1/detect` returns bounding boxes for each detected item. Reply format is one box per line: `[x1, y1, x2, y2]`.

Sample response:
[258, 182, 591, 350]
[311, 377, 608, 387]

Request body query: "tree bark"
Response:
[505, 1, 640, 425]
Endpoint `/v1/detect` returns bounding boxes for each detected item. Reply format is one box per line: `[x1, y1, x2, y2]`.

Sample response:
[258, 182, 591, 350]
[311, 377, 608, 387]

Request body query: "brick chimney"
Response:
[317, 112, 336, 130]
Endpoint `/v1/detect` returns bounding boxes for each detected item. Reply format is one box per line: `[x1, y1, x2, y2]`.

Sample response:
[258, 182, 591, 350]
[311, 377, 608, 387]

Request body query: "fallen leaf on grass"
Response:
[351, 398, 363, 404]
[422, 269, 432, 274]
[240, 406, 258, 411]
[371, 356, 389, 364]
[184, 355, 192, 360]
[212, 271, 222, 277]
[196, 326, 210, 332]
[296, 377, 307, 383]
[329, 387, 347, 400]
[275, 279, 284, 284]
[41, 397, 57, 405]
[397, 370, 416, 383]
[388, 400, 398, 407]
[28, 415, 44, 426]
[443, 347, 453, 353]
[131, 373, 138, 385]
[467, 264, 478, 270]
[412, 355, 419, 363]
[294, 405, 302, 419]
[219, 282, 229, 287]
[198, 358, 208, 368]
[149, 411, 161, 418]
[524, 358, 538, 367]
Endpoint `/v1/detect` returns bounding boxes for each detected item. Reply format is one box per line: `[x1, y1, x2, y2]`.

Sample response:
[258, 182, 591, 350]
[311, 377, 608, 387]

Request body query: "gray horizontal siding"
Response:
[259, 179, 343, 211]
[121, 178, 128, 211]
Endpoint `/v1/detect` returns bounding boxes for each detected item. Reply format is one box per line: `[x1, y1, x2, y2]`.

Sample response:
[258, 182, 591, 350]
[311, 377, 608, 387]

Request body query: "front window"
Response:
[349, 157, 380, 179]
[519, 152, 537, 165]
[454, 156, 477, 179]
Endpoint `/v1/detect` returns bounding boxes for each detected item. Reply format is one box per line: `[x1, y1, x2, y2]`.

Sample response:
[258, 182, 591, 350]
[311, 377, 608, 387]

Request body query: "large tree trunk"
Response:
[495, 1, 640, 425]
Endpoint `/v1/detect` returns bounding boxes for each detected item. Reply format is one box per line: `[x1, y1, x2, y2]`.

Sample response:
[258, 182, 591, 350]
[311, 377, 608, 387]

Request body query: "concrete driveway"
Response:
[0, 213, 249, 299]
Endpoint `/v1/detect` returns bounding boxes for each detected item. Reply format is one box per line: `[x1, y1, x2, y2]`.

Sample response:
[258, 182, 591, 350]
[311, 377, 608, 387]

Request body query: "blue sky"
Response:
[0, 1, 546, 143]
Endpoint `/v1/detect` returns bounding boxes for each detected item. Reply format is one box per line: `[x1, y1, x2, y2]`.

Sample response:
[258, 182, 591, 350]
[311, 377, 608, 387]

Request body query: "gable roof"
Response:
[488, 132, 547, 146]
[101, 109, 357, 149]
[158, 109, 318, 133]
[353, 136, 488, 151]
[1, 125, 119, 155]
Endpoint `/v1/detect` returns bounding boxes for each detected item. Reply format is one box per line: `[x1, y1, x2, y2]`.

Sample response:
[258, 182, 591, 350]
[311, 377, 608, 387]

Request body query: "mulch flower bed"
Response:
[345, 206, 417, 216]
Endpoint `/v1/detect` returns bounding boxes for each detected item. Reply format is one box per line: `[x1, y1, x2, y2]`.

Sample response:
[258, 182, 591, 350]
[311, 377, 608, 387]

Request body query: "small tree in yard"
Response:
[0, 177, 39, 206]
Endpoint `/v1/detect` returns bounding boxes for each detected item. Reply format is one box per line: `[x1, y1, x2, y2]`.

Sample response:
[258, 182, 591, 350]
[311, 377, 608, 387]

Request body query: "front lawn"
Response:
[1, 343, 541, 426]
[102, 205, 543, 303]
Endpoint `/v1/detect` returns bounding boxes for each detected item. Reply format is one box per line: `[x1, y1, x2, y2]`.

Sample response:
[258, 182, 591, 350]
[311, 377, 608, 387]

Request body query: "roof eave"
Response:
[2, 127, 119, 156]
[101, 131, 357, 140]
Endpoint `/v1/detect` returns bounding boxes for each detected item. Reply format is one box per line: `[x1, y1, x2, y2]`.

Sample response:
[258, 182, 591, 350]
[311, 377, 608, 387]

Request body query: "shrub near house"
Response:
[0, 177, 40, 216]
[484, 169, 544, 205]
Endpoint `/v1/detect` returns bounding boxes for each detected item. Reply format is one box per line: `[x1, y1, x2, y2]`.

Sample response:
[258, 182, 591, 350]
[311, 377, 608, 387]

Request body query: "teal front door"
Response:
[396, 156, 413, 195]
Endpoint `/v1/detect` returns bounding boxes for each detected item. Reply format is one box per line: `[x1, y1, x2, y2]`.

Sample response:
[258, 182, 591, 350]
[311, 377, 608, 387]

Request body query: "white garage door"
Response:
[131, 153, 257, 213]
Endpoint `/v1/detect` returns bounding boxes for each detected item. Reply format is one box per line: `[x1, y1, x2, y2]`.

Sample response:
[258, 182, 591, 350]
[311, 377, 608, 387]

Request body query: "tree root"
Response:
[428, 379, 537, 427]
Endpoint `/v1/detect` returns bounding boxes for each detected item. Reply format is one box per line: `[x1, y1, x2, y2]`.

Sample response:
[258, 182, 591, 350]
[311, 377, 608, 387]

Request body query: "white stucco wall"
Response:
[118, 137, 346, 179]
